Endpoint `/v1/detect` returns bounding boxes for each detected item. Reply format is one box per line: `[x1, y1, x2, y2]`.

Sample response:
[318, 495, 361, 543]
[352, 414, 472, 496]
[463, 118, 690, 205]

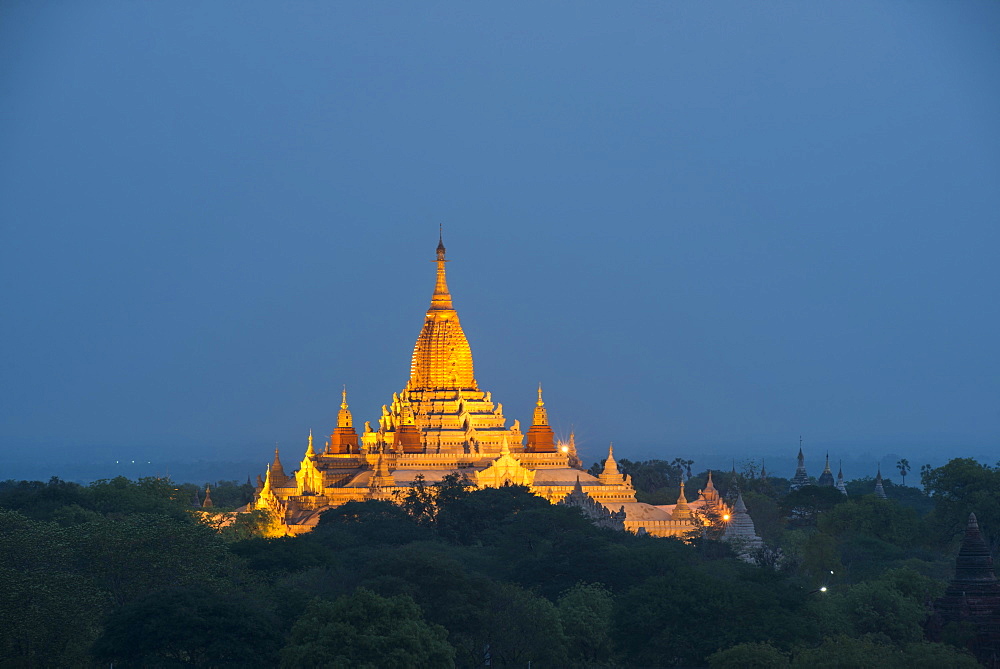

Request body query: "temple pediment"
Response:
[475, 446, 536, 488]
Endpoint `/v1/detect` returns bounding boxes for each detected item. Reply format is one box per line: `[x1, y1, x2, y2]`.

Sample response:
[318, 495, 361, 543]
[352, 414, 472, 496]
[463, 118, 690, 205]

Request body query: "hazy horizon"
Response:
[0, 442, 988, 488]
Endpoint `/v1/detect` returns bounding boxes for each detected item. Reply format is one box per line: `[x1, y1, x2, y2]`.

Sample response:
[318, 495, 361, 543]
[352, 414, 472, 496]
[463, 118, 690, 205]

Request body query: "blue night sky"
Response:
[1, 2, 998, 481]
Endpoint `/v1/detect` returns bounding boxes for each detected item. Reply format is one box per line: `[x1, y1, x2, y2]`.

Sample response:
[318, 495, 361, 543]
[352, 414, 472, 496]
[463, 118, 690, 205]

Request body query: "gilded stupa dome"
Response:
[406, 234, 476, 391]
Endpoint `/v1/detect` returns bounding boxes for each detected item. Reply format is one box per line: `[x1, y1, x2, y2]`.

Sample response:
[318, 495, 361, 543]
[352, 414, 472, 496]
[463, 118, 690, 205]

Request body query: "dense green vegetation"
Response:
[0, 458, 995, 667]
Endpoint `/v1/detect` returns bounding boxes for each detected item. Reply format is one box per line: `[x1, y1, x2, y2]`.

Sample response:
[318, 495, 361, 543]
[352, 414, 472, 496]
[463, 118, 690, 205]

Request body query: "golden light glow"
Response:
[723, 514, 731, 521]
[249, 238, 723, 541]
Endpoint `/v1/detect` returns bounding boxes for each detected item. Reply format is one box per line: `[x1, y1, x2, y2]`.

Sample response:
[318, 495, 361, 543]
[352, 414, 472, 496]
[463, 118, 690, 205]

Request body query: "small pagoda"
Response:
[928, 513, 1000, 665]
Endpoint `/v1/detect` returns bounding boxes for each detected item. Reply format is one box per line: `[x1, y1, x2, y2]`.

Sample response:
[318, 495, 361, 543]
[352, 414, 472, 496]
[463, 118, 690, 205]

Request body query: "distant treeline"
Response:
[1, 460, 265, 486]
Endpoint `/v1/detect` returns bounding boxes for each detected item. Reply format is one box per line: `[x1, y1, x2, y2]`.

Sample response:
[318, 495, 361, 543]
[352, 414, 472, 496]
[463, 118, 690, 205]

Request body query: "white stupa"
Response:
[721, 492, 764, 557]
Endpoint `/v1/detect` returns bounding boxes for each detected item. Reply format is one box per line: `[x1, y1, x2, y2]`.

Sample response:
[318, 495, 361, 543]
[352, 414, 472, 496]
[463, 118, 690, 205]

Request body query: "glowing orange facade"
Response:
[252, 237, 718, 537]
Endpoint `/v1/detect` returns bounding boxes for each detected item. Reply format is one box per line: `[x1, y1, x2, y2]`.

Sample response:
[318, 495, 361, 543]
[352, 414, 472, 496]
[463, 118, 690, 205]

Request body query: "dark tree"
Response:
[896, 459, 911, 487]
[92, 587, 282, 667]
[781, 485, 847, 527]
[280, 589, 455, 669]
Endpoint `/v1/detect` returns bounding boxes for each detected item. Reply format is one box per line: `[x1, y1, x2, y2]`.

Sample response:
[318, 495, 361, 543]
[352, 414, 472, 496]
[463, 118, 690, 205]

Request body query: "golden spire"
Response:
[700, 469, 722, 508]
[271, 446, 286, 482]
[672, 480, 692, 520]
[430, 226, 453, 311]
[306, 430, 315, 457]
[408, 233, 476, 390]
[337, 386, 353, 428]
[532, 383, 549, 426]
[329, 385, 360, 455]
[599, 443, 623, 484]
[526, 382, 556, 453]
[261, 463, 272, 494]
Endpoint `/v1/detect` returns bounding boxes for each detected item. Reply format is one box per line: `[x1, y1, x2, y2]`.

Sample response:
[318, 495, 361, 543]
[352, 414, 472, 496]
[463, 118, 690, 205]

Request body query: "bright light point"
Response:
[722, 514, 730, 521]
[820, 586, 828, 592]
[560, 446, 569, 453]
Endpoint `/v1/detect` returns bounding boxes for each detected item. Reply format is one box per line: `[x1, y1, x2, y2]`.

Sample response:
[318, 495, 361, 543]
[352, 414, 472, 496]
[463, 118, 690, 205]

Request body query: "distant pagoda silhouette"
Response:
[928, 513, 1000, 665]
[788, 438, 810, 491]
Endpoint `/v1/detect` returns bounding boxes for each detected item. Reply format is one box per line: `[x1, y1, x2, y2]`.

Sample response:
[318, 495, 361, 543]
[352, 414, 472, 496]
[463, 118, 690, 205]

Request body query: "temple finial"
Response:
[672, 480, 692, 520]
[537, 383, 544, 406]
[599, 443, 622, 484]
[429, 229, 452, 310]
[271, 445, 286, 480]
[341, 385, 348, 410]
[436, 225, 446, 260]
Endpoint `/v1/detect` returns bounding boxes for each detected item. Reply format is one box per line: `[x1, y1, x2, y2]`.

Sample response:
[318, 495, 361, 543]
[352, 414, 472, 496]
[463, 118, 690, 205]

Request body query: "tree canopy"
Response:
[0, 456, 993, 667]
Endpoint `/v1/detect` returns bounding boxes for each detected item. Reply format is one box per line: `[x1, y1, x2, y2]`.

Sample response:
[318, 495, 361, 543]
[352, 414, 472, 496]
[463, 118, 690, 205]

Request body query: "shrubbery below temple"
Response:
[0, 457, 999, 667]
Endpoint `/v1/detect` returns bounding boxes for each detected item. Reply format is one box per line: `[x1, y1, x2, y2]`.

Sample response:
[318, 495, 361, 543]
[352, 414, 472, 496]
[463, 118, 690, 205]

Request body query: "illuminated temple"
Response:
[251, 237, 730, 537]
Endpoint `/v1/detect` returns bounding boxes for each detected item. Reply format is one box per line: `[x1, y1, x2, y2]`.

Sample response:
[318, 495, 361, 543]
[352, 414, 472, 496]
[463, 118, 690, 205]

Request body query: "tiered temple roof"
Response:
[817, 453, 834, 487]
[251, 237, 711, 538]
[874, 467, 887, 499]
[721, 492, 763, 558]
[789, 441, 810, 491]
[929, 513, 1000, 663]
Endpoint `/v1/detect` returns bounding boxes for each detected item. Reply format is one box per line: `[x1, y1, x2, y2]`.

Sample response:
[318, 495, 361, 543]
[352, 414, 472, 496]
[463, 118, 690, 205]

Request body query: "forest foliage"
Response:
[0, 457, 995, 667]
